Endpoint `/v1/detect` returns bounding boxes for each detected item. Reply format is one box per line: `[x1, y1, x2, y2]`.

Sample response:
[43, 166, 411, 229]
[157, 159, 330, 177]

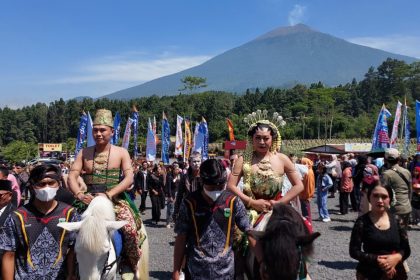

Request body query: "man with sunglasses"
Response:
[0, 164, 79, 280]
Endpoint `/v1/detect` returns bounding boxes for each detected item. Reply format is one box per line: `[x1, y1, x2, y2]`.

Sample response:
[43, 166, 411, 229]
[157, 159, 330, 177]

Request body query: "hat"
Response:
[93, 109, 113, 127]
[385, 148, 400, 160]
[0, 180, 12, 192]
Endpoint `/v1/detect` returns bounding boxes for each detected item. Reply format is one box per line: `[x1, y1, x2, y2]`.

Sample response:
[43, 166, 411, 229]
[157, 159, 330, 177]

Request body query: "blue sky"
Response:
[1, 0, 419, 108]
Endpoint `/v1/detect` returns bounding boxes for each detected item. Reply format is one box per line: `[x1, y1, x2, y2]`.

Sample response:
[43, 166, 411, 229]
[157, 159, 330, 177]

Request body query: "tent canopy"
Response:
[302, 144, 345, 155]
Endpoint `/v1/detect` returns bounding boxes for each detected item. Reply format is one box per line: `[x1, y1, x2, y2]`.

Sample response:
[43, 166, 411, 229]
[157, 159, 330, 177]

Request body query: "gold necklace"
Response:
[254, 153, 273, 176]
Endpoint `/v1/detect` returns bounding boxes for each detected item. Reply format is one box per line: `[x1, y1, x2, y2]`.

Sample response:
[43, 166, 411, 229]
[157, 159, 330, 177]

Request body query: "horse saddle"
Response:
[112, 230, 123, 258]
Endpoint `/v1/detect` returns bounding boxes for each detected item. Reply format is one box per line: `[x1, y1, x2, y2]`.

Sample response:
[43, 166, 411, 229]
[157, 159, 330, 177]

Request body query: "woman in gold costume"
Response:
[227, 110, 303, 226]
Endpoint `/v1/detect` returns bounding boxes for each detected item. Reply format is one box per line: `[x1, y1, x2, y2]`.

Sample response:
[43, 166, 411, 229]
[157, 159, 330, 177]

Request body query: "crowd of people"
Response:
[0, 108, 416, 280]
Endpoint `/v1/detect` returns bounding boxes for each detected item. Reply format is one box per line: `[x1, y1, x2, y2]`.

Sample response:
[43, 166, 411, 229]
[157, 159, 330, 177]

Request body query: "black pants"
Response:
[339, 192, 350, 214]
[350, 184, 361, 211]
[139, 191, 149, 212]
[150, 194, 161, 223]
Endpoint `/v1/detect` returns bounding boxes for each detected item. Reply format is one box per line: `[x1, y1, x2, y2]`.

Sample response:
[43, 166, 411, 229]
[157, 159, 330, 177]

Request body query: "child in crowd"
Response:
[316, 163, 333, 222]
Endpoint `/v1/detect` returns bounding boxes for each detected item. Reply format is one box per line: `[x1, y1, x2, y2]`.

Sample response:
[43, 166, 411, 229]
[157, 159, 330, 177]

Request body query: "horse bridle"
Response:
[100, 244, 120, 277]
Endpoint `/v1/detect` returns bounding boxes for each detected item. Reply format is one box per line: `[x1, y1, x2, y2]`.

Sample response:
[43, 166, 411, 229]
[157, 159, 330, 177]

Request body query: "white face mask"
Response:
[204, 188, 223, 202]
[35, 187, 58, 202]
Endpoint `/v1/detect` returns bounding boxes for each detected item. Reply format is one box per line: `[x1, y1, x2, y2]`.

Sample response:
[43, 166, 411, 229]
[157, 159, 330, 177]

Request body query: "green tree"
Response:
[1, 141, 38, 162]
[179, 76, 207, 93]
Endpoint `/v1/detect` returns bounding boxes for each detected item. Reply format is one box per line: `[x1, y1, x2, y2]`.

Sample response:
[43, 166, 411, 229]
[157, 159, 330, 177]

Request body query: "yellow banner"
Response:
[43, 143, 62, 152]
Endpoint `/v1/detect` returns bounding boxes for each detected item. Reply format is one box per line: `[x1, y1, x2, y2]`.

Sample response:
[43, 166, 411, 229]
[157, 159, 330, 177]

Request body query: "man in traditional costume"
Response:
[68, 109, 144, 279]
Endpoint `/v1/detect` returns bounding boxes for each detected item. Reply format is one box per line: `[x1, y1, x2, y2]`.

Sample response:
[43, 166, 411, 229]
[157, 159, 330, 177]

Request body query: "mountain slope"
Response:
[102, 24, 417, 100]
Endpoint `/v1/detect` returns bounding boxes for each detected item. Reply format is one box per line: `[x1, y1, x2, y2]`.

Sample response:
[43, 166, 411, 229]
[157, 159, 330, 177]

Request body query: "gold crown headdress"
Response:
[244, 109, 286, 146]
[241, 109, 287, 207]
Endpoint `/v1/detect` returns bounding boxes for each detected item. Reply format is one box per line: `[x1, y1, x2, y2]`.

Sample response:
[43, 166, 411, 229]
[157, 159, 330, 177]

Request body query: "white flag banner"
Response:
[175, 115, 183, 156]
[390, 101, 402, 148]
[122, 118, 134, 150]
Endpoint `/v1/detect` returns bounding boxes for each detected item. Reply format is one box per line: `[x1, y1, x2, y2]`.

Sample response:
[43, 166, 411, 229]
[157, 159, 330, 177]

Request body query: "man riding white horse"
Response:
[68, 109, 145, 280]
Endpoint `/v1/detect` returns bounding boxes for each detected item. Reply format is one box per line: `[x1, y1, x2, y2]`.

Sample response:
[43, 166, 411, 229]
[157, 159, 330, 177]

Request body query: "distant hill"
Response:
[70, 96, 92, 102]
[102, 24, 417, 100]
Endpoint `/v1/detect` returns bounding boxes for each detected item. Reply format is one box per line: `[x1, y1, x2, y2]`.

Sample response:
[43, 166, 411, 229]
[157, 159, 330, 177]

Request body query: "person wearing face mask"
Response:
[173, 152, 203, 222]
[173, 159, 251, 280]
[0, 164, 80, 280]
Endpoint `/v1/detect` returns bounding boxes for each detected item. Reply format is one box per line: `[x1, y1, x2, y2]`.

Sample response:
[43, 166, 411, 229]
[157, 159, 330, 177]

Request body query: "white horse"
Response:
[58, 196, 149, 280]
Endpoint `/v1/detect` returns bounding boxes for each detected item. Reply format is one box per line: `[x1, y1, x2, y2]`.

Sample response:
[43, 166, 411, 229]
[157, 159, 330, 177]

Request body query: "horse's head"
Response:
[250, 204, 320, 280]
[58, 196, 127, 280]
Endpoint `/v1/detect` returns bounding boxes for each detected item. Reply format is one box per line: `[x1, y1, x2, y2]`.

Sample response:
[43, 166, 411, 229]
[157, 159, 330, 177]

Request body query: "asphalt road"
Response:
[136, 194, 420, 280]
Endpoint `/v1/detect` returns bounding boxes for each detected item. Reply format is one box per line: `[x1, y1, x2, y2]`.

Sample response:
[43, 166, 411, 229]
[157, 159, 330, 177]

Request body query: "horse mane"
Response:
[78, 196, 116, 255]
[261, 204, 311, 280]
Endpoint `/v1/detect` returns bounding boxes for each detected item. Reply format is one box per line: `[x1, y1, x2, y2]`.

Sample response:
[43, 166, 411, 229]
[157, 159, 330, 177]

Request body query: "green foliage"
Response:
[0, 58, 419, 148]
[1, 141, 38, 163]
[179, 76, 207, 93]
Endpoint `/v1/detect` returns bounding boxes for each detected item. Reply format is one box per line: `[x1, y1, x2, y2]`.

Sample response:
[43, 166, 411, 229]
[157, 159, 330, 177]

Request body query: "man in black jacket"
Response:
[0, 180, 16, 269]
[135, 161, 150, 214]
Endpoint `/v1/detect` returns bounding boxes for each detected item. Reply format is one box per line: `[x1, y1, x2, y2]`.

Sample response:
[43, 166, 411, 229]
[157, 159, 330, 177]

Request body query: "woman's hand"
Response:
[77, 193, 94, 205]
[152, 190, 159, 196]
[378, 253, 402, 276]
[251, 199, 272, 212]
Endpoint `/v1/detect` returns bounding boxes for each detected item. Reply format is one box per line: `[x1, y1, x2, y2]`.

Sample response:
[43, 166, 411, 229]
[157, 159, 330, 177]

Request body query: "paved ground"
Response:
[136, 194, 420, 280]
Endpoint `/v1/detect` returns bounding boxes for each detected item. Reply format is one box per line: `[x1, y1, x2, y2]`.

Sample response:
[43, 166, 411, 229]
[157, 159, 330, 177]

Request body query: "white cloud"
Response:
[288, 4, 306, 26]
[48, 52, 212, 85]
[348, 35, 420, 59]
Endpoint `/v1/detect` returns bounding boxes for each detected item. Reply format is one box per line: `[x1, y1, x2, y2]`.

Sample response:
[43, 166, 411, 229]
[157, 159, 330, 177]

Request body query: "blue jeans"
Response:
[166, 199, 175, 224]
[317, 189, 330, 219]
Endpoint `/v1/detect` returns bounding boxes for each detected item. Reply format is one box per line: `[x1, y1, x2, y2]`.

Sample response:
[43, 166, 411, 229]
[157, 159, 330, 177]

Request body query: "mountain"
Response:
[69, 96, 92, 102]
[102, 24, 417, 100]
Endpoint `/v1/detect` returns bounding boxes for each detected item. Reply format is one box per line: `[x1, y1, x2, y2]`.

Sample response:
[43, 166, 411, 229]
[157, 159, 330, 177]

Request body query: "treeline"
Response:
[1, 58, 419, 148]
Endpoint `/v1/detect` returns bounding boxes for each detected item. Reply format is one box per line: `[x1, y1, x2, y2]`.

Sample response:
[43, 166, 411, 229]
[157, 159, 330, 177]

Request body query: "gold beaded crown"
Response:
[93, 109, 114, 127]
[244, 109, 286, 147]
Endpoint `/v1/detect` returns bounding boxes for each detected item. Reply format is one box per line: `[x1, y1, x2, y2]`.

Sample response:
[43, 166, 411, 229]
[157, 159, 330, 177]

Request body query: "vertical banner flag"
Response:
[403, 100, 410, 156]
[371, 105, 392, 152]
[75, 112, 88, 155]
[183, 117, 192, 162]
[416, 100, 420, 152]
[226, 118, 235, 141]
[192, 122, 201, 152]
[161, 112, 170, 164]
[200, 117, 209, 160]
[132, 108, 139, 158]
[87, 112, 95, 147]
[152, 116, 157, 134]
[122, 117, 134, 150]
[146, 118, 157, 161]
[111, 112, 121, 145]
[390, 101, 402, 148]
[175, 115, 184, 157]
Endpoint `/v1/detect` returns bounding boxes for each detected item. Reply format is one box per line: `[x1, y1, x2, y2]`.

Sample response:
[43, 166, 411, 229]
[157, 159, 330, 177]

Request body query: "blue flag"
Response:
[87, 112, 95, 147]
[132, 110, 139, 158]
[111, 112, 121, 145]
[161, 112, 170, 164]
[416, 100, 420, 152]
[75, 113, 88, 155]
[146, 118, 157, 161]
[192, 122, 203, 154]
[200, 118, 209, 160]
[371, 105, 392, 153]
[404, 102, 411, 155]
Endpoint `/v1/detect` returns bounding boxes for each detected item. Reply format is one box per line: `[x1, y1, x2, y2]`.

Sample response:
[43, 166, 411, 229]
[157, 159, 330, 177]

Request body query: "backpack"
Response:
[184, 191, 237, 254]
